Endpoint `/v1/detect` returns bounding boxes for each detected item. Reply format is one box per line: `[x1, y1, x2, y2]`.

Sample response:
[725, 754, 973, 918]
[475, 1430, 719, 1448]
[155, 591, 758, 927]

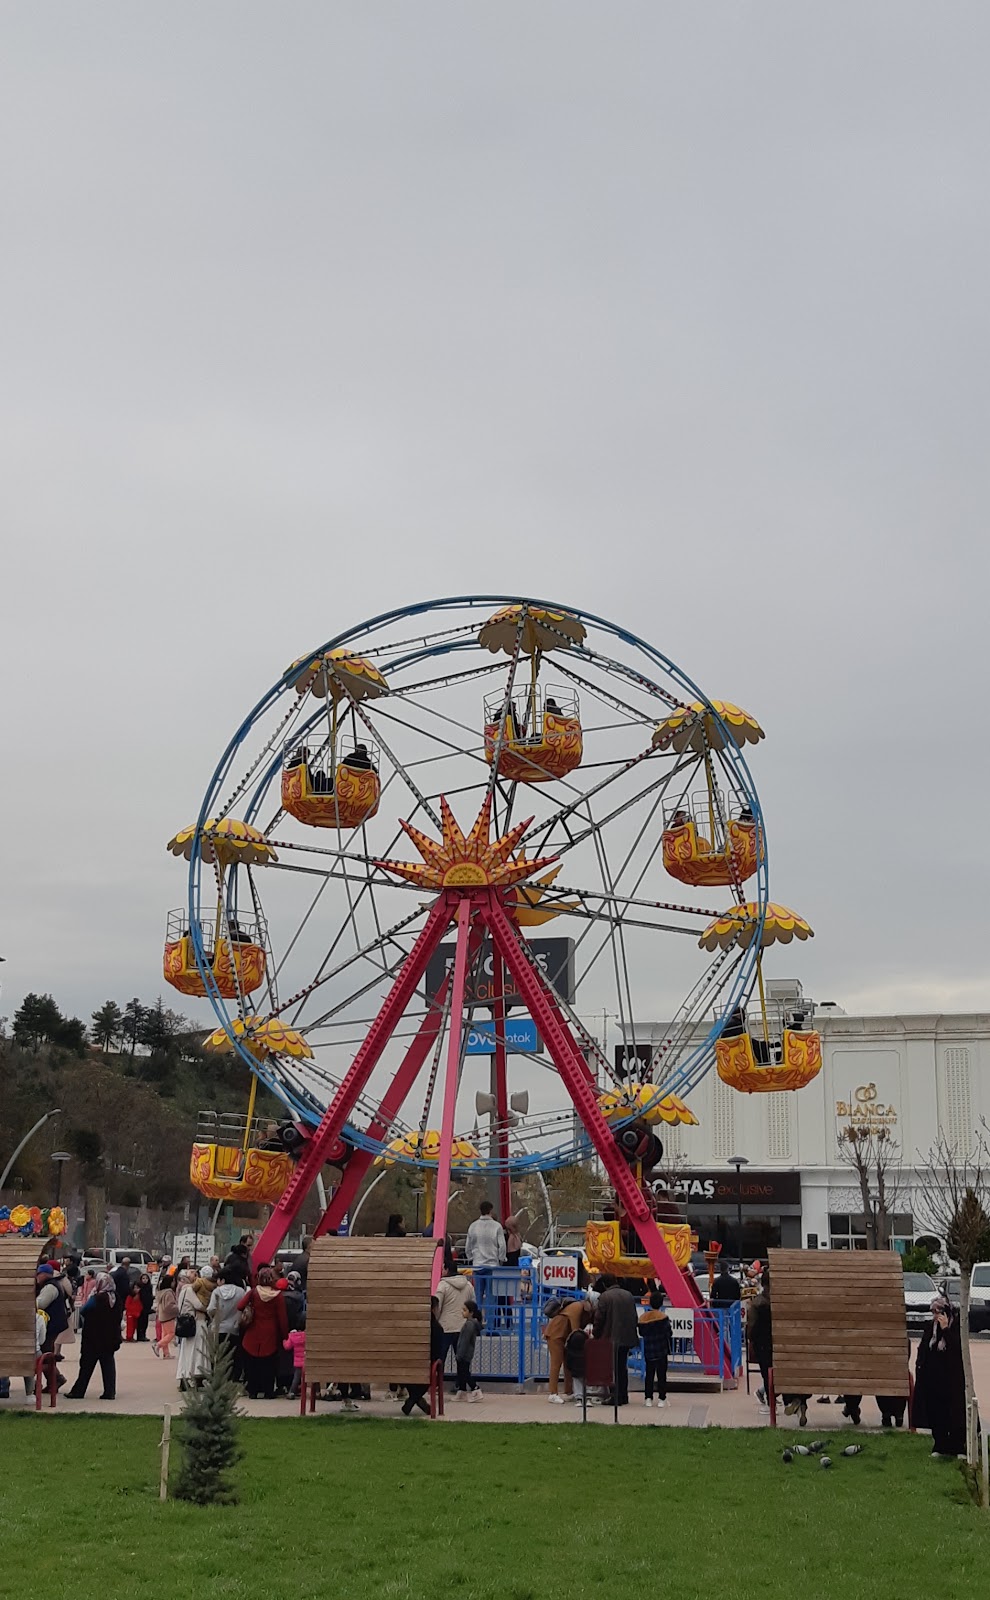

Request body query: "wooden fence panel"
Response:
[0, 1240, 43, 1374]
[768, 1248, 910, 1396]
[305, 1237, 438, 1386]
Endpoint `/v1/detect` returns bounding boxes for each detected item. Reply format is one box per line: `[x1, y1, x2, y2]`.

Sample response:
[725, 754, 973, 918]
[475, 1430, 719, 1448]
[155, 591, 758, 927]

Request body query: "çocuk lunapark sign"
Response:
[0, 1205, 67, 1237]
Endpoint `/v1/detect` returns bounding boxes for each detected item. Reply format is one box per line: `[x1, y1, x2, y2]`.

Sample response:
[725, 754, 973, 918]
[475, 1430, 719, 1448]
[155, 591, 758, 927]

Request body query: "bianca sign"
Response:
[539, 1254, 581, 1290]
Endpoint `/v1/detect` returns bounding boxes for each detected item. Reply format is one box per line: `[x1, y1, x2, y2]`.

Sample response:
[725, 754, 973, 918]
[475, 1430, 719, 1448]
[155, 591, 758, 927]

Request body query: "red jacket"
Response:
[238, 1287, 289, 1357]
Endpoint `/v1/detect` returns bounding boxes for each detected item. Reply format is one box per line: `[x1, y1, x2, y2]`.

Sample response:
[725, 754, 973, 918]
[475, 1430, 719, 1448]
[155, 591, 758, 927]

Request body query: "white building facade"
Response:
[624, 1004, 990, 1256]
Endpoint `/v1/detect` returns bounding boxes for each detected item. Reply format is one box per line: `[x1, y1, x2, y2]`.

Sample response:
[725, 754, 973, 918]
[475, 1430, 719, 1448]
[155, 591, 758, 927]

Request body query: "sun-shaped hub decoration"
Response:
[376, 794, 556, 892]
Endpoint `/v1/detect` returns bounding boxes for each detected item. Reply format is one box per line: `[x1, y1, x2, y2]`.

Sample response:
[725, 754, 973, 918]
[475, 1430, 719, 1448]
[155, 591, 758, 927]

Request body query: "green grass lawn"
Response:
[1, 1415, 986, 1599]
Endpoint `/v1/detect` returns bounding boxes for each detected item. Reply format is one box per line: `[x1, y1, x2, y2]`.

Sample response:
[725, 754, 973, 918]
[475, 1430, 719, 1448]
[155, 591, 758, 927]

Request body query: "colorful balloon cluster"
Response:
[0, 1204, 67, 1238]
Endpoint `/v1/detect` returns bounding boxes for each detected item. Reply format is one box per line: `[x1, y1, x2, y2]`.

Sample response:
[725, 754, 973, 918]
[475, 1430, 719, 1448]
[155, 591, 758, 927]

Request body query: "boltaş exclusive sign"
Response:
[672, 1171, 802, 1206]
[425, 936, 575, 1009]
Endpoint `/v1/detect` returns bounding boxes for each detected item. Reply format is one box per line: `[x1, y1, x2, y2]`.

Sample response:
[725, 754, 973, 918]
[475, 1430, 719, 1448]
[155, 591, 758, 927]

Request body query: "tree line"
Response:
[13, 992, 199, 1061]
[2, 990, 286, 1240]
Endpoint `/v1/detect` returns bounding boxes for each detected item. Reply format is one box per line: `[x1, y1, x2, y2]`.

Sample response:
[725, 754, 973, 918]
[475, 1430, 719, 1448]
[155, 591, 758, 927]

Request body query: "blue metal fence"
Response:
[441, 1269, 742, 1388]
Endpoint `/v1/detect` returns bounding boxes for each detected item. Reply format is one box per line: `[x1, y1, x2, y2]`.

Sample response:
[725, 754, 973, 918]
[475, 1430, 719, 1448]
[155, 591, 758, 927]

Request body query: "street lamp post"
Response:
[729, 1154, 749, 1261]
[51, 1152, 72, 1207]
[0, 1109, 63, 1193]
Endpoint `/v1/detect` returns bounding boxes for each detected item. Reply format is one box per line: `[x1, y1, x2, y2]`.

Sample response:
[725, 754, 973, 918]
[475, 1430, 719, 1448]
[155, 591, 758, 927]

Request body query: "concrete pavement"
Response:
[7, 1334, 990, 1431]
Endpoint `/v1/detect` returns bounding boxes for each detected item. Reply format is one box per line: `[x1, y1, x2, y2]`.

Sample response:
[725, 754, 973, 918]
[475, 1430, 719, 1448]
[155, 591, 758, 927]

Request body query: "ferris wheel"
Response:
[163, 596, 818, 1303]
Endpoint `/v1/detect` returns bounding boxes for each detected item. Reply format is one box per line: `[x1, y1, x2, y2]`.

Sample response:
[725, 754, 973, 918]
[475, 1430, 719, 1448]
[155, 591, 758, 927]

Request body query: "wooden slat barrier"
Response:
[768, 1248, 910, 1396]
[305, 1237, 438, 1386]
[0, 1240, 43, 1374]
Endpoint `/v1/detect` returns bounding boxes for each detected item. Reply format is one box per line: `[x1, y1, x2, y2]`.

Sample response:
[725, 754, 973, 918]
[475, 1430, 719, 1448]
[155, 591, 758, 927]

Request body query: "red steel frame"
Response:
[429, 899, 472, 1288]
[314, 971, 455, 1237]
[252, 897, 456, 1267]
[252, 873, 723, 1372]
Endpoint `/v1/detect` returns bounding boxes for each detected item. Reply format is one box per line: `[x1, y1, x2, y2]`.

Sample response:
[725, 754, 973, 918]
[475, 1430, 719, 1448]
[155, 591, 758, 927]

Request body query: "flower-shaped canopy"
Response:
[202, 1016, 312, 1060]
[478, 605, 586, 657]
[598, 1084, 699, 1127]
[652, 700, 764, 755]
[698, 902, 814, 952]
[287, 648, 389, 703]
[203, 1015, 268, 1059]
[506, 866, 578, 927]
[167, 818, 277, 868]
[374, 1130, 484, 1169]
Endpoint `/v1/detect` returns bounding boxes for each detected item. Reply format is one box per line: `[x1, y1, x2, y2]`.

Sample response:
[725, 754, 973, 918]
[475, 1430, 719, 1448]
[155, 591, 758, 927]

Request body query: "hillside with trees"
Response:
[1, 991, 284, 1242]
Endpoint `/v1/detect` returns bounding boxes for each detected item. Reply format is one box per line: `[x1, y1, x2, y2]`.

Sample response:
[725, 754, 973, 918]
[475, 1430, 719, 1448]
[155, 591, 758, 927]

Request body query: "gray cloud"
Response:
[1, 3, 987, 1041]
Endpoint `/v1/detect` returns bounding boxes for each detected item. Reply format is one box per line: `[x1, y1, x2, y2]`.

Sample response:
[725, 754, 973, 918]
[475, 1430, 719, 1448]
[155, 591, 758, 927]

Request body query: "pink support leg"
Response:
[252, 897, 455, 1269]
[484, 898, 727, 1375]
[314, 973, 454, 1237]
[491, 950, 513, 1224]
[430, 898, 472, 1291]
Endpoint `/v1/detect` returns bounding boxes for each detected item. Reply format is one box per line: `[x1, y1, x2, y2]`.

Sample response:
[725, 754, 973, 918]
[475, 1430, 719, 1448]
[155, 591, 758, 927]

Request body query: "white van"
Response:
[80, 1248, 158, 1274]
[969, 1263, 990, 1331]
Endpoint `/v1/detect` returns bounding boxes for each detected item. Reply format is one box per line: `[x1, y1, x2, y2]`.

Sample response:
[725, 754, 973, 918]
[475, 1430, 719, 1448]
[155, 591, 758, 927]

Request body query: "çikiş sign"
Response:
[539, 1254, 581, 1289]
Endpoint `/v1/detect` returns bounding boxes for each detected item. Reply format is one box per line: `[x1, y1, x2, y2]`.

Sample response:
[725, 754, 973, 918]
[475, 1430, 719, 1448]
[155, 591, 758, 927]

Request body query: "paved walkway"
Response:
[7, 1335, 990, 1429]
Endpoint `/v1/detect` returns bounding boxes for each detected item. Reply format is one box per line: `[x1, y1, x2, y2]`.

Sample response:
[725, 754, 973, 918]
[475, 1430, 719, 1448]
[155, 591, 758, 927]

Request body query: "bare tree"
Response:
[915, 1129, 990, 1466]
[837, 1125, 902, 1249]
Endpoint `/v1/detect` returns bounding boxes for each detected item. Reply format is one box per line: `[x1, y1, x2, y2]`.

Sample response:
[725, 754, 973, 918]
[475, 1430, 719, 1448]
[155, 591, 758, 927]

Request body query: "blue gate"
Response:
[441, 1269, 742, 1388]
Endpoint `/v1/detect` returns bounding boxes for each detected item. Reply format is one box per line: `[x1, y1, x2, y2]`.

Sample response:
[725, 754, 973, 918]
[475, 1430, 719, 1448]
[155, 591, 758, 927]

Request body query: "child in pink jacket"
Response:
[283, 1314, 306, 1398]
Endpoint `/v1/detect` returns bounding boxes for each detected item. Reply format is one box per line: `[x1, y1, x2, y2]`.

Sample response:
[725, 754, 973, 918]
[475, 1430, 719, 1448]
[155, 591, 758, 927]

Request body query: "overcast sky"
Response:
[2, 3, 988, 1037]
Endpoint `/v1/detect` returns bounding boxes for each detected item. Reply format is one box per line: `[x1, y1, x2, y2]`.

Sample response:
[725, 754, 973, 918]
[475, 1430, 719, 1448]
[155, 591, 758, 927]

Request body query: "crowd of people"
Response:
[0, 1237, 313, 1404]
[0, 1215, 972, 1454]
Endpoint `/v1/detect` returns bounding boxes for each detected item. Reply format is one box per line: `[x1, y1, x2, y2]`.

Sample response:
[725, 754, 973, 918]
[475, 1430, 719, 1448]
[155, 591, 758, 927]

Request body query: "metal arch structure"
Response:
[175, 596, 771, 1353]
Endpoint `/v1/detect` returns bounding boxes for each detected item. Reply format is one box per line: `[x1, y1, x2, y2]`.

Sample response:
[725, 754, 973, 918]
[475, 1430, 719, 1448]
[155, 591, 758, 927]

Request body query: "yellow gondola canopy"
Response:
[287, 648, 389, 702]
[597, 1084, 699, 1127]
[167, 819, 277, 868]
[478, 605, 586, 657]
[203, 1016, 313, 1061]
[374, 1130, 483, 1168]
[652, 700, 764, 755]
[699, 902, 814, 952]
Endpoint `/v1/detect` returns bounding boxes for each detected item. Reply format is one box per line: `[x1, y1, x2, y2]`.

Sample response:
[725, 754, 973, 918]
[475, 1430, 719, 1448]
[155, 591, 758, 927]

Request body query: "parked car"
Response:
[940, 1274, 961, 1308]
[969, 1263, 990, 1332]
[80, 1248, 158, 1275]
[902, 1270, 938, 1332]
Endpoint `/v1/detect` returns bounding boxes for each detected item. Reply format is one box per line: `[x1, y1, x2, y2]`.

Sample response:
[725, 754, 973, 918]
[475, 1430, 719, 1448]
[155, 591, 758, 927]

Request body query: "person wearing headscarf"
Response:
[275, 1270, 307, 1395]
[208, 1268, 246, 1380]
[913, 1295, 967, 1457]
[237, 1266, 289, 1398]
[135, 1273, 154, 1342]
[66, 1273, 121, 1400]
[175, 1269, 211, 1392]
[154, 1272, 179, 1360]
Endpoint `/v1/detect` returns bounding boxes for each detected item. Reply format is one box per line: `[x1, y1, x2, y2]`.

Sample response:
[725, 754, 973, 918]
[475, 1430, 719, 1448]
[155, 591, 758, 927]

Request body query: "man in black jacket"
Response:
[592, 1275, 640, 1406]
[111, 1259, 132, 1314]
[710, 1263, 742, 1308]
[222, 1239, 252, 1288]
